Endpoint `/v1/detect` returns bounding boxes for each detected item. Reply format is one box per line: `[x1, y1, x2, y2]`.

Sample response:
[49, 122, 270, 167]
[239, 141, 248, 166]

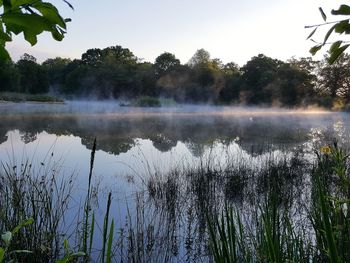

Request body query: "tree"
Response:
[0, 60, 20, 92]
[188, 48, 211, 68]
[16, 53, 49, 94]
[42, 57, 71, 92]
[240, 54, 282, 104]
[218, 62, 242, 103]
[0, 0, 72, 60]
[315, 54, 350, 99]
[81, 48, 103, 67]
[154, 52, 180, 76]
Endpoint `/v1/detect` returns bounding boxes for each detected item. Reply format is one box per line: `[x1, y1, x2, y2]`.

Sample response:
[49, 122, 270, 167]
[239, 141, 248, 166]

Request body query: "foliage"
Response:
[307, 4, 350, 64]
[0, 218, 33, 263]
[154, 52, 180, 76]
[0, 0, 72, 60]
[56, 239, 85, 263]
[0, 46, 348, 107]
[208, 144, 350, 263]
[134, 96, 161, 107]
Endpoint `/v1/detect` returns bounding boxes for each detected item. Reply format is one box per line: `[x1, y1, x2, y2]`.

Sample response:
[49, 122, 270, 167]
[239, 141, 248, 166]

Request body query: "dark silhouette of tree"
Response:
[16, 53, 49, 94]
[154, 52, 180, 76]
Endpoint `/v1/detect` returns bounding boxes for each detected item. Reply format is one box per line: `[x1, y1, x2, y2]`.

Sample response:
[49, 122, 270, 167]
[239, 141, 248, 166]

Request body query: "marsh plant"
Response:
[2, 140, 350, 262]
[0, 155, 75, 261]
[207, 143, 350, 263]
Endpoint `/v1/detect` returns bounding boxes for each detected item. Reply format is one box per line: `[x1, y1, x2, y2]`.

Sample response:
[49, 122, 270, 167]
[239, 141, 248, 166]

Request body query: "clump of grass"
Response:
[0, 158, 75, 262]
[134, 96, 161, 107]
[207, 143, 350, 263]
[310, 143, 350, 262]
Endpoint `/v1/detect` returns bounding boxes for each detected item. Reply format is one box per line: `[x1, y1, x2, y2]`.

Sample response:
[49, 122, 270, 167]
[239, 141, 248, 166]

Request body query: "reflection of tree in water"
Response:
[184, 142, 205, 157]
[0, 131, 8, 145]
[20, 131, 37, 144]
[151, 133, 177, 152]
[1, 112, 348, 158]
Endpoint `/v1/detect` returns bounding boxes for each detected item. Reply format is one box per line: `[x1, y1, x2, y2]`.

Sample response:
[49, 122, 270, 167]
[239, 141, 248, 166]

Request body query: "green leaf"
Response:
[332, 4, 350, 15]
[323, 24, 336, 44]
[106, 219, 114, 263]
[0, 45, 11, 60]
[12, 218, 34, 235]
[328, 44, 350, 64]
[10, 0, 38, 8]
[319, 7, 327, 21]
[0, 248, 4, 263]
[70, 252, 85, 257]
[1, 232, 12, 246]
[0, 31, 12, 42]
[24, 30, 38, 45]
[32, 2, 66, 29]
[310, 45, 322, 55]
[51, 28, 64, 41]
[330, 40, 342, 53]
[334, 20, 350, 34]
[306, 27, 317, 40]
[2, 13, 51, 33]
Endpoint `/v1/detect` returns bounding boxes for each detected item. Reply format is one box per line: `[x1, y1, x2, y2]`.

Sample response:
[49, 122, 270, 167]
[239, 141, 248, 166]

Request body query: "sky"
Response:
[6, 0, 346, 66]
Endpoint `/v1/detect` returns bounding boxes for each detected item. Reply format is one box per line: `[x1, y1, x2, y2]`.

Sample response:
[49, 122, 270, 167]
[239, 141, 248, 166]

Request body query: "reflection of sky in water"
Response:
[2, 103, 350, 257]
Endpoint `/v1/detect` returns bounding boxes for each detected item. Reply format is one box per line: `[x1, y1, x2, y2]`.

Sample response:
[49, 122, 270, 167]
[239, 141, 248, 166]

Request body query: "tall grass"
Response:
[207, 143, 350, 263]
[0, 157, 75, 261]
[81, 138, 96, 261]
[2, 140, 350, 262]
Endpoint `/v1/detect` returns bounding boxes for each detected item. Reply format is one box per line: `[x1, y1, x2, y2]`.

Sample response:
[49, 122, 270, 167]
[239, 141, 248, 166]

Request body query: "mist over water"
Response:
[1, 101, 349, 192]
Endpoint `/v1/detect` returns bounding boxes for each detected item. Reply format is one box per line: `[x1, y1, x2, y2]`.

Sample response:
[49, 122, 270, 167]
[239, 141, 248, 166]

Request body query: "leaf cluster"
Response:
[308, 5, 350, 64]
[0, 0, 72, 60]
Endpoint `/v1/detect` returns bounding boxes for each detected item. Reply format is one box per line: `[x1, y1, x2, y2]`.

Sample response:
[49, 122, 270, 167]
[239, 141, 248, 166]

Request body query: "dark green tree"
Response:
[0, 60, 20, 92]
[240, 54, 282, 104]
[16, 53, 48, 94]
[42, 57, 71, 93]
[315, 54, 350, 99]
[154, 52, 180, 76]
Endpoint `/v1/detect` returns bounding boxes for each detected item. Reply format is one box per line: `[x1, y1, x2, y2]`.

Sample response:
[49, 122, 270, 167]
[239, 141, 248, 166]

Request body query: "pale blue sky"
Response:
[6, 0, 344, 65]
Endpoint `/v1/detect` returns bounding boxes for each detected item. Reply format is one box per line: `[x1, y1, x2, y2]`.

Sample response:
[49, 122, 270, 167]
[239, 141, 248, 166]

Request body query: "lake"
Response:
[0, 101, 349, 261]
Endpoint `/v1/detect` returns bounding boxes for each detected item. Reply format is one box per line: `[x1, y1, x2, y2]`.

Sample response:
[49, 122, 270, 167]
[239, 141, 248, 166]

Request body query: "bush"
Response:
[134, 96, 161, 107]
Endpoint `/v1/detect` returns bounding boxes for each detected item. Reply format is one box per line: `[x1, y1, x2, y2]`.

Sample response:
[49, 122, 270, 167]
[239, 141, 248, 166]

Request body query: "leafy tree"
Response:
[101, 46, 137, 65]
[0, 60, 20, 92]
[315, 54, 350, 99]
[81, 48, 103, 67]
[0, 0, 72, 60]
[188, 48, 211, 68]
[219, 62, 242, 103]
[154, 52, 180, 76]
[16, 53, 48, 94]
[240, 54, 282, 104]
[42, 57, 71, 92]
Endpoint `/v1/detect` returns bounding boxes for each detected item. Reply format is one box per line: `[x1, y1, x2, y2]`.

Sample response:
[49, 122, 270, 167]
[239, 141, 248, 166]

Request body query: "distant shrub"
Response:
[134, 96, 161, 107]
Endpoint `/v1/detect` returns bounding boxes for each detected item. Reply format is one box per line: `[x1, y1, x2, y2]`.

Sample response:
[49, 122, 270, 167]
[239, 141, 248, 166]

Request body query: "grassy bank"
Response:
[0, 92, 64, 103]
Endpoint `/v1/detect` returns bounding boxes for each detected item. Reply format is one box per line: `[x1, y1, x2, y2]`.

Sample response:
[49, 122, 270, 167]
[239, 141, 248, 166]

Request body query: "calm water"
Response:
[1, 101, 349, 261]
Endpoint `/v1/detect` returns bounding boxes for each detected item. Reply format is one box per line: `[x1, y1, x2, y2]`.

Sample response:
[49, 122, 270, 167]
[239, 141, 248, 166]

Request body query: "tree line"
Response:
[1, 45, 350, 108]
